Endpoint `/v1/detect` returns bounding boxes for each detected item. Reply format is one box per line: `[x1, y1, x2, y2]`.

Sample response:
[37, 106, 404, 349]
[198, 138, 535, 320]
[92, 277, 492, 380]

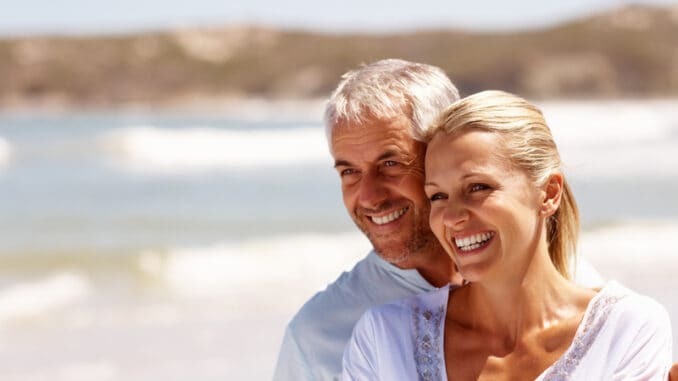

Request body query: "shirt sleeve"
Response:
[273, 326, 314, 381]
[611, 297, 673, 381]
[342, 311, 379, 380]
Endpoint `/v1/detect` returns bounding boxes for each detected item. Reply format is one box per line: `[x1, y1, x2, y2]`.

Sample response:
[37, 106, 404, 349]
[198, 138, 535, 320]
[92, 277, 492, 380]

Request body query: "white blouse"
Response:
[342, 281, 672, 380]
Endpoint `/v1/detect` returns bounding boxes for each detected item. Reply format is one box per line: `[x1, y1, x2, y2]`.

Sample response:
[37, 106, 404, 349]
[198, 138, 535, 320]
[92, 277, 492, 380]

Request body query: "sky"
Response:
[0, 0, 676, 36]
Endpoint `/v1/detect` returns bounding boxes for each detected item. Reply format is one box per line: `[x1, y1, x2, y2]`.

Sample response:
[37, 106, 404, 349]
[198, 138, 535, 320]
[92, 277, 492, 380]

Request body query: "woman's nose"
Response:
[441, 203, 469, 230]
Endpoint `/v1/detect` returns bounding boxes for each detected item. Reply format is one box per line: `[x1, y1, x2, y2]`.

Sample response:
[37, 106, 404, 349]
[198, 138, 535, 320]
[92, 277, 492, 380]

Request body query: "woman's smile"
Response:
[452, 231, 495, 255]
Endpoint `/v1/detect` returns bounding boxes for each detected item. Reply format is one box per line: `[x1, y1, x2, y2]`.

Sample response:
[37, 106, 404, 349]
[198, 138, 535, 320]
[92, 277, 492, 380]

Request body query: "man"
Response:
[273, 59, 462, 381]
[273, 59, 607, 380]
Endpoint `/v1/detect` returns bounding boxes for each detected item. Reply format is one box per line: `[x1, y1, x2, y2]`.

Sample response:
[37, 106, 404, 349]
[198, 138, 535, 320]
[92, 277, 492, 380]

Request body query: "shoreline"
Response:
[1, 95, 677, 116]
[0, 96, 328, 121]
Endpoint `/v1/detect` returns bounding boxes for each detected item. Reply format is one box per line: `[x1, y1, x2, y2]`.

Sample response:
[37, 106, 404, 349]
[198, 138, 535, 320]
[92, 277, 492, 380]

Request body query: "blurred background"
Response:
[0, 1, 677, 379]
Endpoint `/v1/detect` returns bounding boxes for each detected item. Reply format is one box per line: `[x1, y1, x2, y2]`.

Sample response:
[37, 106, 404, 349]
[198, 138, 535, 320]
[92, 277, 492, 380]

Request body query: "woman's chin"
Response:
[456, 261, 494, 283]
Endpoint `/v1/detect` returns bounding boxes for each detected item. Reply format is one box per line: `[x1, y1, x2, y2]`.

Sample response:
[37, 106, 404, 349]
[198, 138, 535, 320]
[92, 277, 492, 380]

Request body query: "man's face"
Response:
[330, 116, 437, 266]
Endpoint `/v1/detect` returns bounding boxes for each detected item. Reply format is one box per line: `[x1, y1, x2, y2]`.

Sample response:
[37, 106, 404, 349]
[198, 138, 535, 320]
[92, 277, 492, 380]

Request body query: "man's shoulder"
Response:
[278, 252, 386, 379]
[288, 253, 379, 328]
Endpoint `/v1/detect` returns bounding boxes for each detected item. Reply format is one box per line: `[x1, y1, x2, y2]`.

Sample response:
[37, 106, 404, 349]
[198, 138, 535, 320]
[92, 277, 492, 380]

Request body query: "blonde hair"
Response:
[426, 90, 579, 279]
[324, 59, 459, 143]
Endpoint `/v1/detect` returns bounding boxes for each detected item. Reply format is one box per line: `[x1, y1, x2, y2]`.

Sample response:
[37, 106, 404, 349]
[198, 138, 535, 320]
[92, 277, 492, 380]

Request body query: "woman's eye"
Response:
[429, 192, 447, 201]
[469, 183, 489, 192]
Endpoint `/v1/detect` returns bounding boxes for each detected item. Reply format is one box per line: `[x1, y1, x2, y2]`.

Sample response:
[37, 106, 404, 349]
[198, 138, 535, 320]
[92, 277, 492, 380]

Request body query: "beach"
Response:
[0, 99, 676, 380]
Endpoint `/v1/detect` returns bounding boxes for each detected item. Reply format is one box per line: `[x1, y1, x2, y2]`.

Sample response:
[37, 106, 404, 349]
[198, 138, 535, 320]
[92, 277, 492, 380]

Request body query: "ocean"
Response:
[0, 99, 677, 380]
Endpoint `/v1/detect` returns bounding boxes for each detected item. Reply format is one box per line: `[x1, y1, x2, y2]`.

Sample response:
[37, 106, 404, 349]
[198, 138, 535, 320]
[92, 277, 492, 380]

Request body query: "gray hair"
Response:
[324, 59, 460, 143]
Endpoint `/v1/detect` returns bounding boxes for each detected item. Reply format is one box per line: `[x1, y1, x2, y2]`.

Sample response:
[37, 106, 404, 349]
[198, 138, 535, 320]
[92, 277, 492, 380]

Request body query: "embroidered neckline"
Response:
[413, 304, 445, 381]
[410, 283, 626, 381]
[539, 283, 626, 380]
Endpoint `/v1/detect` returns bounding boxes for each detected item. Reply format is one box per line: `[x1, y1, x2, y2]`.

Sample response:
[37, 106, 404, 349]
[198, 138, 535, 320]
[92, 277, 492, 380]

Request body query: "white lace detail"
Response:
[413, 305, 445, 381]
[540, 289, 626, 380]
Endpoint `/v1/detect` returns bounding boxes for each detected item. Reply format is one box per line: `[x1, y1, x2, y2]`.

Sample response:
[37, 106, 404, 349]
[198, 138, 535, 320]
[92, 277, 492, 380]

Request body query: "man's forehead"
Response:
[330, 121, 424, 164]
[333, 125, 401, 144]
[331, 114, 412, 140]
[337, 109, 410, 125]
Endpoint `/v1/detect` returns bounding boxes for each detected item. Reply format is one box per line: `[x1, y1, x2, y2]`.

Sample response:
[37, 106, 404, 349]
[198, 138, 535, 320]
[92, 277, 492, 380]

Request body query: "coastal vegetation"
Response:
[0, 5, 676, 109]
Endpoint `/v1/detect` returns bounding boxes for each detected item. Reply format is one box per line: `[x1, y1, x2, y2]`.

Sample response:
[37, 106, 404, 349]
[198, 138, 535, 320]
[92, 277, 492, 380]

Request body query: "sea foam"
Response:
[103, 126, 331, 173]
[0, 273, 90, 324]
[139, 232, 371, 298]
[138, 219, 678, 299]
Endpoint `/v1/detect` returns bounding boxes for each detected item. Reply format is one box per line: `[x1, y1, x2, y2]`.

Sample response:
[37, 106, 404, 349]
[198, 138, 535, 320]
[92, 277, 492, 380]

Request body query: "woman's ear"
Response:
[541, 172, 563, 217]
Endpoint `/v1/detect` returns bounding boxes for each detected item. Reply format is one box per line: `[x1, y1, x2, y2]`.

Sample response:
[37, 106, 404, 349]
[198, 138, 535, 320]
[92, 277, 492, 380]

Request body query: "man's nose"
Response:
[357, 171, 388, 209]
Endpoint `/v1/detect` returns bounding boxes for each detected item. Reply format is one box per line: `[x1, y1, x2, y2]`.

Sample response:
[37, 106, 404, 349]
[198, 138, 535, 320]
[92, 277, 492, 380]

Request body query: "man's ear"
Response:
[541, 172, 563, 217]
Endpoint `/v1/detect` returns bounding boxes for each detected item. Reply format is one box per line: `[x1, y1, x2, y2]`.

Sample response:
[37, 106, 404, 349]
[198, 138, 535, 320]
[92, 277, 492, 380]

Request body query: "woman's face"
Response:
[424, 130, 546, 282]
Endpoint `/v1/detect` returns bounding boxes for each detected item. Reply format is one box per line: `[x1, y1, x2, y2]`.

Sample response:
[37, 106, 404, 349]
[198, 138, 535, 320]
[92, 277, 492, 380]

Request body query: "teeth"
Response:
[454, 232, 493, 251]
[371, 207, 408, 225]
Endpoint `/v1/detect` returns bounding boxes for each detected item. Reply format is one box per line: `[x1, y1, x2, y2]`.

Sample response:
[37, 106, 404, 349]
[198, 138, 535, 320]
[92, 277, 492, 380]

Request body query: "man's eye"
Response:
[340, 168, 357, 176]
[429, 192, 447, 202]
[469, 183, 489, 192]
[383, 160, 398, 167]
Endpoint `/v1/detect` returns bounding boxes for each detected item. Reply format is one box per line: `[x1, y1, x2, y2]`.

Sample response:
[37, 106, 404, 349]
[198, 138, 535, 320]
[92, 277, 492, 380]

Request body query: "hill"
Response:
[1, 4, 677, 109]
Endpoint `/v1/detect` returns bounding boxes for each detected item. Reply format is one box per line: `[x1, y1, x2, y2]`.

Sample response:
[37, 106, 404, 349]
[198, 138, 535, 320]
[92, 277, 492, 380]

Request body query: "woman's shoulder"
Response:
[590, 281, 671, 337]
[540, 282, 672, 380]
[602, 281, 669, 319]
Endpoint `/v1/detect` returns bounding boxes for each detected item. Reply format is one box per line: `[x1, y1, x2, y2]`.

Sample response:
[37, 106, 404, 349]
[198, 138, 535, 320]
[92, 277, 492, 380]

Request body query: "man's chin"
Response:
[371, 243, 412, 265]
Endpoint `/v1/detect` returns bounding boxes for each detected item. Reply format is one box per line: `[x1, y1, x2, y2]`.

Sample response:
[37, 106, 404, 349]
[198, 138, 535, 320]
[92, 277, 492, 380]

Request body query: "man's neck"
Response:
[401, 245, 459, 288]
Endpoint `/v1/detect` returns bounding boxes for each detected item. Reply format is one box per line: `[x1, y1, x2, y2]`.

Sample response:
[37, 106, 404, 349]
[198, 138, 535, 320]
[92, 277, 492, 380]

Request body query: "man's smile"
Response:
[369, 206, 409, 225]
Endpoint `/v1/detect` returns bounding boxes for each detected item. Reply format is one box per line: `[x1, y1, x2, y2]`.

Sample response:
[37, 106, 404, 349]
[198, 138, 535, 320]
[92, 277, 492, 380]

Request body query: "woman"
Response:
[342, 91, 672, 380]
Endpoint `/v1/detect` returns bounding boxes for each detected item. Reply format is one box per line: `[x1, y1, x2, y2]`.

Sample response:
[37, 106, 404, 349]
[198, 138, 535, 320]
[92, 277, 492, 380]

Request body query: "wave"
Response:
[97, 99, 678, 178]
[560, 138, 678, 179]
[147, 221, 678, 297]
[138, 232, 372, 298]
[0, 272, 90, 324]
[540, 100, 678, 179]
[540, 99, 678, 147]
[0, 136, 11, 167]
[101, 126, 332, 173]
[579, 220, 678, 263]
[0, 220, 675, 304]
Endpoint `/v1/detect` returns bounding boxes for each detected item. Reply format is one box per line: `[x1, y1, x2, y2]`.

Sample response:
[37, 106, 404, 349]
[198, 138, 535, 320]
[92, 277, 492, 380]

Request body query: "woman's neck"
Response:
[455, 248, 582, 348]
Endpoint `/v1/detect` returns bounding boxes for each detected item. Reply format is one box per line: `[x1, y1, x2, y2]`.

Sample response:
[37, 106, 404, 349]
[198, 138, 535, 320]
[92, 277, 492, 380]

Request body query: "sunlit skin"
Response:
[425, 130, 596, 380]
[330, 116, 458, 287]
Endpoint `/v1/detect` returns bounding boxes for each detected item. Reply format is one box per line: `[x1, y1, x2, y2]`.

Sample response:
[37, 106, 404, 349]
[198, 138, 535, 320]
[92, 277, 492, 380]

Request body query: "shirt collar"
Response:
[366, 250, 440, 291]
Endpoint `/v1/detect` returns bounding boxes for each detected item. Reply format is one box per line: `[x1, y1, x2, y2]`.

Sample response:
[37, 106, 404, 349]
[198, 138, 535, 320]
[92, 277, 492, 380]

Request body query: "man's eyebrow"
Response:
[334, 150, 402, 168]
[377, 150, 399, 161]
[334, 159, 352, 168]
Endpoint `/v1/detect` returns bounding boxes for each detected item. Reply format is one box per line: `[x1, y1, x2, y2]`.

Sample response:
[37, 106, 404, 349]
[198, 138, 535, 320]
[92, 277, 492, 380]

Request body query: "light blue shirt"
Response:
[272, 251, 438, 381]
